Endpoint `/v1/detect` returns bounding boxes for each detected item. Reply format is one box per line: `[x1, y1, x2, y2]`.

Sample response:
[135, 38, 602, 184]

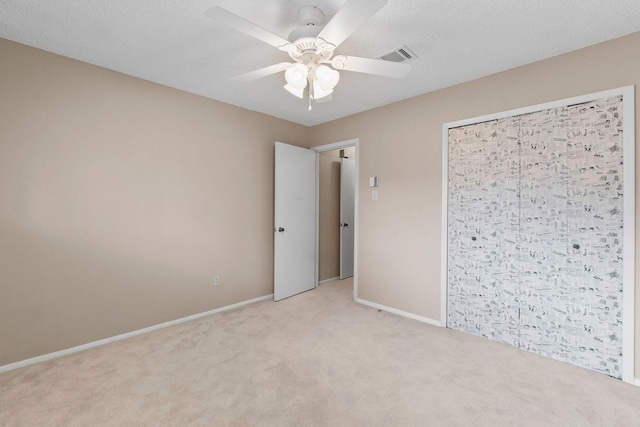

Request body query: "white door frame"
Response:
[441, 86, 635, 384]
[312, 138, 359, 301]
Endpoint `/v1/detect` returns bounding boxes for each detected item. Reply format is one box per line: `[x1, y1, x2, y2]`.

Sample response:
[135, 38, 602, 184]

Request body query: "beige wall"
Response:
[0, 38, 307, 365]
[318, 150, 341, 281]
[307, 32, 640, 375]
[2, 32, 640, 376]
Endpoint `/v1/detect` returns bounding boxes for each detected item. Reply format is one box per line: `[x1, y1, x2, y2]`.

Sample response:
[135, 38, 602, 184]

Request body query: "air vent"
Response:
[377, 45, 417, 63]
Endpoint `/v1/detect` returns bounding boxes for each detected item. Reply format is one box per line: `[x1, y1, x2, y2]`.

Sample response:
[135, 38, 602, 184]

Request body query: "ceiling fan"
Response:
[204, 0, 411, 109]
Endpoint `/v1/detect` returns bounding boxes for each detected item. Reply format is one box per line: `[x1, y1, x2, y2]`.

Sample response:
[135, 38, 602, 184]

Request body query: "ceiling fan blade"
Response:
[204, 7, 293, 51]
[230, 63, 293, 82]
[331, 55, 411, 79]
[317, 0, 387, 49]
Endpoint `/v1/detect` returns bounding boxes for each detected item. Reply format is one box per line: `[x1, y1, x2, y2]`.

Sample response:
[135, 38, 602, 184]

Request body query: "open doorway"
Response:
[312, 139, 359, 301]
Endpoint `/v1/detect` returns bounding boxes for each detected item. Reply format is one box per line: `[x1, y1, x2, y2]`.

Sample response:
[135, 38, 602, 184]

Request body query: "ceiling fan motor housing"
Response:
[297, 5, 324, 26]
[288, 6, 335, 57]
[287, 30, 334, 63]
[288, 25, 322, 46]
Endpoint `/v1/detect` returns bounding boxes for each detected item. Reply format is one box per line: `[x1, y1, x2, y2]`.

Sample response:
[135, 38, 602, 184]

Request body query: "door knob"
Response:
[277, 227, 285, 233]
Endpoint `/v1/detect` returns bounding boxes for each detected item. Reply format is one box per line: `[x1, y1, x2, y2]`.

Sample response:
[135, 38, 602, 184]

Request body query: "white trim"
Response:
[318, 276, 340, 284]
[443, 87, 634, 129]
[314, 150, 320, 289]
[441, 122, 449, 327]
[311, 139, 358, 153]
[357, 298, 441, 327]
[312, 139, 360, 303]
[0, 294, 273, 374]
[621, 86, 636, 384]
[442, 85, 635, 384]
[634, 378, 640, 387]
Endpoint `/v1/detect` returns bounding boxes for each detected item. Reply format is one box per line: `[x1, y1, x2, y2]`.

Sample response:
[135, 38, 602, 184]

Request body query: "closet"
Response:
[446, 93, 629, 379]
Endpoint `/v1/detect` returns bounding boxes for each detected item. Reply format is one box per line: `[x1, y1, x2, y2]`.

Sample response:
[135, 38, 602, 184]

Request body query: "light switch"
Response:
[369, 176, 379, 187]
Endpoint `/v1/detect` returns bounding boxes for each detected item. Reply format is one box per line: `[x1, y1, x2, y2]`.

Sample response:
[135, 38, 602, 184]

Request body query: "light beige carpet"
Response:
[1, 278, 640, 426]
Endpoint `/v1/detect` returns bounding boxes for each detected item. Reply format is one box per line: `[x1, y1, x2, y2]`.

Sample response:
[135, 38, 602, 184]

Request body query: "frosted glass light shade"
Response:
[284, 83, 304, 98]
[285, 64, 308, 90]
[315, 65, 340, 90]
[312, 80, 333, 100]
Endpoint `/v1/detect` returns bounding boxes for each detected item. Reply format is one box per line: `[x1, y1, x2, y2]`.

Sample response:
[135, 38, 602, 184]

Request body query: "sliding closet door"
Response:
[447, 120, 519, 345]
[516, 97, 624, 377]
[517, 107, 569, 361]
[446, 94, 626, 379]
[492, 117, 521, 348]
[561, 97, 624, 377]
[447, 121, 494, 339]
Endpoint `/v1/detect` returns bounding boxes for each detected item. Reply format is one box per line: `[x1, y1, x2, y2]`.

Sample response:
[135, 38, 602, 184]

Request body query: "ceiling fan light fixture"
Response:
[284, 83, 304, 98]
[285, 63, 309, 89]
[207, 1, 413, 111]
[312, 80, 333, 100]
[315, 65, 340, 90]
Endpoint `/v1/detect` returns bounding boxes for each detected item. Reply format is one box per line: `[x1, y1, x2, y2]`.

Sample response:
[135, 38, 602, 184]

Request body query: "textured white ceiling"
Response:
[1, 0, 639, 126]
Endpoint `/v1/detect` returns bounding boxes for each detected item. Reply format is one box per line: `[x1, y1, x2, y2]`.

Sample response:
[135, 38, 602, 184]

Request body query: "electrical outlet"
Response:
[213, 275, 220, 286]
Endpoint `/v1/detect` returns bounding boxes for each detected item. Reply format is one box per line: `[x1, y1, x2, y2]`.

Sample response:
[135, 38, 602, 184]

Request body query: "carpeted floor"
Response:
[1, 278, 640, 426]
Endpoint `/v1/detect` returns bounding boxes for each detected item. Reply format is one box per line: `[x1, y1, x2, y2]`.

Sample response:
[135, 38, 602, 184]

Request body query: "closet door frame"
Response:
[441, 85, 636, 384]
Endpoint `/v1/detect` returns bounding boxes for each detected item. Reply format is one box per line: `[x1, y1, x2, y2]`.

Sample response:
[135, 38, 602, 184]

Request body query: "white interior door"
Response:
[274, 142, 317, 301]
[340, 158, 355, 279]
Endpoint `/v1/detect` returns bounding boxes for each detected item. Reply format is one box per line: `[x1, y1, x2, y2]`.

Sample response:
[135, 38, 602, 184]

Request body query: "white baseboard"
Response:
[0, 294, 273, 374]
[318, 276, 340, 284]
[634, 378, 640, 387]
[357, 298, 441, 327]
